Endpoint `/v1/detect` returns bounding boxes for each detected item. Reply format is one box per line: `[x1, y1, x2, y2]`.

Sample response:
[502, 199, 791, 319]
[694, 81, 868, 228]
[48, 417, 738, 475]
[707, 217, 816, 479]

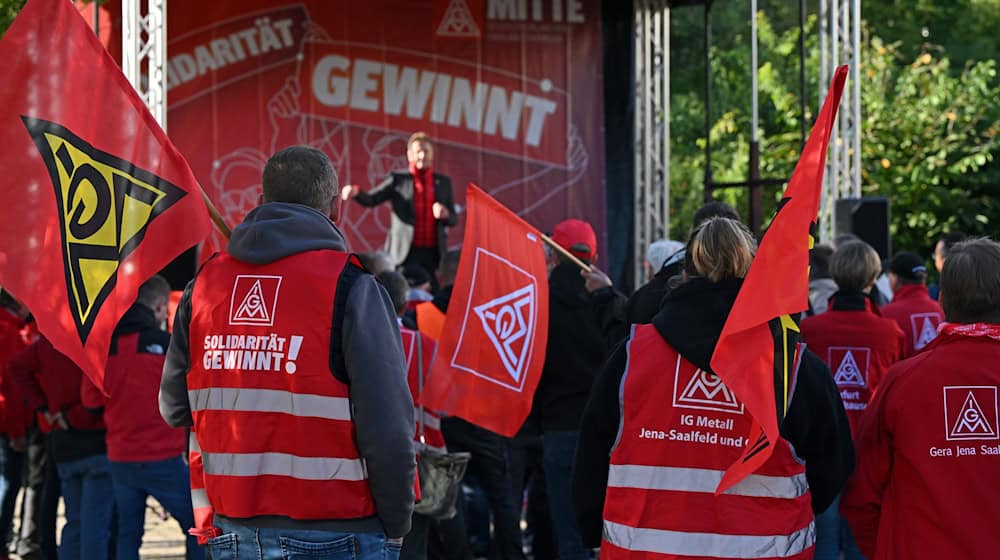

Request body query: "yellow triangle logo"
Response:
[21, 117, 187, 343]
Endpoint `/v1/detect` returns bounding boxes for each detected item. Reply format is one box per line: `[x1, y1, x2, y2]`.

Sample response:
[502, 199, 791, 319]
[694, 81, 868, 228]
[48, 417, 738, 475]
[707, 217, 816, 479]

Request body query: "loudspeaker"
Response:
[834, 197, 891, 259]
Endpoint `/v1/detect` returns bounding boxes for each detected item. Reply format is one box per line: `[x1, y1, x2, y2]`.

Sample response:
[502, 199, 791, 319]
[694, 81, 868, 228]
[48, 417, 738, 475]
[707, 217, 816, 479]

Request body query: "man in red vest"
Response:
[573, 217, 854, 559]
[159, 146, 416, 560]
[81, 275, 201, 560]
[800, 240, 904, 560]
[842, 238, 1000, 559]
[879, 251, 944, 357]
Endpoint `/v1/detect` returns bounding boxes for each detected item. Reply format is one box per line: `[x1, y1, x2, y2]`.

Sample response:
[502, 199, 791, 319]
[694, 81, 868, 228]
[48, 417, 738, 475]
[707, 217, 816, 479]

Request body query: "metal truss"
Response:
[818, 0, 862, 241]
[633, 0, 671, 284]
[122, 0, 169, 130]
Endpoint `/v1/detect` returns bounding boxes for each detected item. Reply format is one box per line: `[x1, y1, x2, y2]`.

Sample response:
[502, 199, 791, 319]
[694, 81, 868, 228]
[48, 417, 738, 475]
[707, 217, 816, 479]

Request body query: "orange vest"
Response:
[401, 326, 446, 453]
[601, 325, 815, 560]
[188, 250, 375, 520]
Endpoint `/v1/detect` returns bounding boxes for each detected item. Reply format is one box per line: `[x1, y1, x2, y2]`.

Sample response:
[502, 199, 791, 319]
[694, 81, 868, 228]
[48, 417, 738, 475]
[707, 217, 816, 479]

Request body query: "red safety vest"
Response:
[401, 326, 446, 453]
[187, 429, 216, 544]
[188, 250, 375, 520]
[601, 325, 815, 560]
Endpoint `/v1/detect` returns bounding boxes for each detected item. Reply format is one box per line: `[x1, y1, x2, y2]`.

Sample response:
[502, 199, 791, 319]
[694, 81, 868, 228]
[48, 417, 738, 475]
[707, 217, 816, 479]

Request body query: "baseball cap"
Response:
[551, 219, 597, 261]
[888, 252, 928, 281]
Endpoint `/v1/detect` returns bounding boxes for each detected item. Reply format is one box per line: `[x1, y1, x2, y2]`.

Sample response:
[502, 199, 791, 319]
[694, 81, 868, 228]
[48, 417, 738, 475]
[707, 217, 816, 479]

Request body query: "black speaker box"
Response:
[834, 197, 891, 260]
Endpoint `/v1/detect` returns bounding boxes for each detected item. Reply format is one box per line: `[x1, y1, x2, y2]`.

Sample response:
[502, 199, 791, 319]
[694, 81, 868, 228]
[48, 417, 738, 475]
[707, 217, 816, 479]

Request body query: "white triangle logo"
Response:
[677, 369, 743, 412]
[437, 0, 481, 37]
[915, 317, 938, 350]
[473, 284, 535, 383]
[834, 350, 866, 387]
[951, 392, 998, 438]
[234, 280, 270, 323]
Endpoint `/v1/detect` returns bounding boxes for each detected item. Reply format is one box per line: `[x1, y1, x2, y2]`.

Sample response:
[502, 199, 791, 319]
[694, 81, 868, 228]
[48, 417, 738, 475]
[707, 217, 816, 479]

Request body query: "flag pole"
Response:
[198, 186, 231, 240]
[539, 233, 591, 272]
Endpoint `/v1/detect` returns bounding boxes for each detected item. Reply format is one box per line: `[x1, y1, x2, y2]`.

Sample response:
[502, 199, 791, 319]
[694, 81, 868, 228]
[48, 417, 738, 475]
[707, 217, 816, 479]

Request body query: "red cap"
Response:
[551, 219, 597, 261]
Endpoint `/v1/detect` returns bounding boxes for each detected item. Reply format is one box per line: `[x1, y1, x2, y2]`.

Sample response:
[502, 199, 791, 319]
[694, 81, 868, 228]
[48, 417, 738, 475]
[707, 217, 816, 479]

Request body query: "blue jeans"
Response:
[542, 431, 590, 560]
[209, 516, 400, 560]
[56, 453, 113, 560]
[814, 495, 866, 560]
[0, 436, 24, 544]
[110, 456, 204, 560]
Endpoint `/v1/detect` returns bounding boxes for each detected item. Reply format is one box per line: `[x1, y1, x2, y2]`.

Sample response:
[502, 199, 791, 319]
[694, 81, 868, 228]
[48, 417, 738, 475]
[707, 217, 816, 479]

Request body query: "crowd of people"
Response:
[0, 132, 996, 560]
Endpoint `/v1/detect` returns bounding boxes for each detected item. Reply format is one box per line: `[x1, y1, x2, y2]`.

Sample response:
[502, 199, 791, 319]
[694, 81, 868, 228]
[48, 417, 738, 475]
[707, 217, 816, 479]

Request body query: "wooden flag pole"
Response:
[199, 187, 231, 240]
[539, 233, 592, 272]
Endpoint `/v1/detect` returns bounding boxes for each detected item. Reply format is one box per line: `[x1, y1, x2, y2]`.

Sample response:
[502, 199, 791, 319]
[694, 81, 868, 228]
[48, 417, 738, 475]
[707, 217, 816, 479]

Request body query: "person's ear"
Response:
[329, 195, 342, 223]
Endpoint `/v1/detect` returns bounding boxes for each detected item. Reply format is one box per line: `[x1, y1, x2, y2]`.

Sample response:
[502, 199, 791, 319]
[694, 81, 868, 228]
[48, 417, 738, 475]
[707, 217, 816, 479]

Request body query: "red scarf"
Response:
[410, 163, 437, 248]
[938, 322, 1000, 342]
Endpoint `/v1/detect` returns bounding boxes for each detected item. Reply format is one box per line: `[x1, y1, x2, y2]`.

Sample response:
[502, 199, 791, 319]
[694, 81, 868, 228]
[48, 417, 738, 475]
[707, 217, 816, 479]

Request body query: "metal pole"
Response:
[703, 0, 713, 203]
[799, 0, 807, 146]
[749, 0, 761, 235]
[852, 0, 862, 198]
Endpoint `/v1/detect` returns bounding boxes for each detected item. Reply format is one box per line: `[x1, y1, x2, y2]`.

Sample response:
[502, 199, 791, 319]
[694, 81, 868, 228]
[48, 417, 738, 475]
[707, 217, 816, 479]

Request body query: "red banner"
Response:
[421, 185, 549, 436]
[710, 66, 849, 493]
[162, 0, 604, 258]
[0, 0, 212, 388]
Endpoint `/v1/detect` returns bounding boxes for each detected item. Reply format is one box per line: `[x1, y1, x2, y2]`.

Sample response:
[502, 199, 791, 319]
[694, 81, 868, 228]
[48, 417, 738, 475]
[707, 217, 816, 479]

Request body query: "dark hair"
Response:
[692, 202, 740, 232]
[940, 238, 1000, 324]
[809, 244, 835, 281]
[262, 146, 338, 212]
[376, 271, 409, 315]
[938, 231, 968, 259]
[438, 249, 462, 288]
[137, 275, 171, 308]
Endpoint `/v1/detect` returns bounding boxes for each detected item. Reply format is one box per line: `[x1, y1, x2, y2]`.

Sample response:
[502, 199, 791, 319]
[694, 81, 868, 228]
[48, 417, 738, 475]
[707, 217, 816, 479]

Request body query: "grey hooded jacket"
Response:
[159, 202, 416, 537]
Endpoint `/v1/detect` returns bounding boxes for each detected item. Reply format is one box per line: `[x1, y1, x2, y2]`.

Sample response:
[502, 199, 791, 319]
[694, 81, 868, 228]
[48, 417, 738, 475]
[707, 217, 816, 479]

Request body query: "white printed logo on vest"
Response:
[672, 357, 744, 415]
[229, 275, 282, 326]
[910, 312, 941, 351]
[829, 347, 869, 388]
[944, 386, 999, 441]
[436, 0, 481, 37]
[473, 285, 534, 384]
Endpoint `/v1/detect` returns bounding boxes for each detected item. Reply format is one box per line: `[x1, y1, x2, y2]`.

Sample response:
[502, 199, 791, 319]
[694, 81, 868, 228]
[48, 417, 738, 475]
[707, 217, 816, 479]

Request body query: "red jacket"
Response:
[841, 329, 1000, 559]
[879, 284, 944, 358]
[80, 304, 186, 463]
[0, 309, 31, 438]
[800, 292, 904, 433]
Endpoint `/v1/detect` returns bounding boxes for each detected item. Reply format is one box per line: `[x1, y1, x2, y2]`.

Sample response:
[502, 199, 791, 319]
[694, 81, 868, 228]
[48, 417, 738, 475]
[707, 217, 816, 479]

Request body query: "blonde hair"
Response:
[689, 217, 757, 282]
[407, 131, 432, 149]
[830, 240, 882, 292]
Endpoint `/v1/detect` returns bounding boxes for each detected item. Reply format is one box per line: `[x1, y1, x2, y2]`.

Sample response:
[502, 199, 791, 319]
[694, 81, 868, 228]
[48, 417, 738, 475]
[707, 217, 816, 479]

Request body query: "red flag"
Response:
[421, 184, 549, 436]
[710, 66, 849, 493]
[0, 0, 212, 388]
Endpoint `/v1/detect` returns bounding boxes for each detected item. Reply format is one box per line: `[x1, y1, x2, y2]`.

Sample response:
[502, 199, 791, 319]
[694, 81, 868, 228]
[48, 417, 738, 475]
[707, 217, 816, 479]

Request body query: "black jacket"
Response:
[623, 255, 686, 325]
[533, 263, 627, 433]
[354, 170, 457, 265]
[571, 277, 855, 547]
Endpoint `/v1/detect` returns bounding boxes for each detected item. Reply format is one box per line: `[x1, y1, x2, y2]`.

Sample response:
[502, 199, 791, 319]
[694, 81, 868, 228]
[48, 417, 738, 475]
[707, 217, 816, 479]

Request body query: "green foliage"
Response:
[667, 5, 1000, 256]
[0, 0, 27, 37]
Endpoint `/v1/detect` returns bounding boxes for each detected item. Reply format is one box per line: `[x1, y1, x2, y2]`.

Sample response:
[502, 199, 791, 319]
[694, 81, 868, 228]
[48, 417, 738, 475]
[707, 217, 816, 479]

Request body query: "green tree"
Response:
[0, 0, 27, 37]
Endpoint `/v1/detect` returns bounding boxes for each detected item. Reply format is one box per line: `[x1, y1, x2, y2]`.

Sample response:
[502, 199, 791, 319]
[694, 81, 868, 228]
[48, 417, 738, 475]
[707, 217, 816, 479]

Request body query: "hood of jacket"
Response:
[114, 303, 159, 336]
[227, 202, 348, 264]
[651, 276, 743, 372]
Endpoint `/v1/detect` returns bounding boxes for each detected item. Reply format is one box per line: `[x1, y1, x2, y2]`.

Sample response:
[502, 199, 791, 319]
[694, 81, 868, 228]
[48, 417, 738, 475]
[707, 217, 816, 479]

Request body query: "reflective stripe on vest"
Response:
[191, 487, 210, 510]
[603, 520, 816, 559]
[608, 464, 809, 500]
[189, 388, 352, 421]
[201, 451, 367, 481]
[420, 410, 441, 431]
